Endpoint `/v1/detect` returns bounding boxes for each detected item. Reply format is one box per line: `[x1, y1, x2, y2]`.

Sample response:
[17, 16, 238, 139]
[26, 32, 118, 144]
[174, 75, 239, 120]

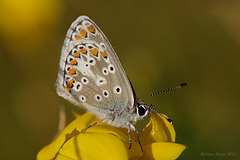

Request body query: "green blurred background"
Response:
[0, 0, 240, 159]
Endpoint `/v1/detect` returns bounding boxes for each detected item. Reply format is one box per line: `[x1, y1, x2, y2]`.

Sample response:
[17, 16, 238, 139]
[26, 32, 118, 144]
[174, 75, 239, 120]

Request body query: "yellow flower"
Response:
[37, 112, 187, 160]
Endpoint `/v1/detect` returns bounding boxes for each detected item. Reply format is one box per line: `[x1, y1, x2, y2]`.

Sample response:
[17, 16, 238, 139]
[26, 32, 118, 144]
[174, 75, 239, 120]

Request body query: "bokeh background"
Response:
[1, 0, 240, 159]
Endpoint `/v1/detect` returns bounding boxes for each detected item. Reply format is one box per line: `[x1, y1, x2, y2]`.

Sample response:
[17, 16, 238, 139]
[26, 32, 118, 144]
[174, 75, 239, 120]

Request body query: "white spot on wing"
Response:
[75, 56, 96, 78]
[81, 77, 89, 85]
[113, 86, 122, 94]
[102, 67, 109, 75]
[108, 64, 115, 74]
[86, 43, 94, 50]
[76, 25, 81, 32]
[71, 48, 78, 55]
[65, 65, 72, 72]
[73, 82, 82, 92]
[94, 94, 102, 101]
[67, 55, 75, 63]
[102, 90, 109, 98]
[79, 95, 86, 102]
[71, 32, 78, 40]
[77, 44, 86, 51]
[100, 42, 106, 49]
[63, 76, 72, 86]
[96, 75, 107, 86]
[88, 57, 96, 66]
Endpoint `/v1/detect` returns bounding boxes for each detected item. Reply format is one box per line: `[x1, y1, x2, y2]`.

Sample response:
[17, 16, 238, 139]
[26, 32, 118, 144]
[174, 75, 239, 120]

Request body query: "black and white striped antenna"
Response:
[142, 83, 187, 101]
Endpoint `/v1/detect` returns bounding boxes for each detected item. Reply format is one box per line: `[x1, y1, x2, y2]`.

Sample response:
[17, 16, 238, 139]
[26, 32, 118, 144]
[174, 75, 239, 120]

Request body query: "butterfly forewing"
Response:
[56, 16, 134, 119]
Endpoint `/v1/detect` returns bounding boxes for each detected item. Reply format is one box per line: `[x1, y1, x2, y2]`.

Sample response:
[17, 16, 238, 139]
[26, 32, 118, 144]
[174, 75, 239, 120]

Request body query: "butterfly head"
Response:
[135, 100, 174, 124]
[135, 100, 152, 120]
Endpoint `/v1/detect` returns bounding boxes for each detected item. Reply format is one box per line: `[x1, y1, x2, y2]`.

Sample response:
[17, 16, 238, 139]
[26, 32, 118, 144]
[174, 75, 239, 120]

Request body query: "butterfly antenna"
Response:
[142, 83, 187, 101]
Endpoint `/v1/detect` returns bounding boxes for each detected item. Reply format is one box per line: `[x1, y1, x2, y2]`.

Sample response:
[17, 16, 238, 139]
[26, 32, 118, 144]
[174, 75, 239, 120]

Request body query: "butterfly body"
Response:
[56, 16, 150, 129]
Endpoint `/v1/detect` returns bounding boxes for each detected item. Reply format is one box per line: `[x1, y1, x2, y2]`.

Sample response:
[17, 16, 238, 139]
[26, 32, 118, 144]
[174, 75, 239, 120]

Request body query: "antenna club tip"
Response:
[180, 83, 187, 87]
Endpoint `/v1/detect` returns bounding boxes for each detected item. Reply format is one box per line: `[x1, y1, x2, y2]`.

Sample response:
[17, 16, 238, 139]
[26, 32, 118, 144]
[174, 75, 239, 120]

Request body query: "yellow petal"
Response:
[83, 124, 143, 159]
[140, 112, 176, 146]
[37, 112, 143, 160]
[55, 154, 74, 160]
[74, 113, 142, 159]
[140, 142, 187, 160]
[37, 113, 96, 159]
[57, 132, 128, 160]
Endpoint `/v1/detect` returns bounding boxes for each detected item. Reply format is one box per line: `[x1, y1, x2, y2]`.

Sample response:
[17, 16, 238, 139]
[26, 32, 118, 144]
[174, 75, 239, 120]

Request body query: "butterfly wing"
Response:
[56, 16, 135, 121]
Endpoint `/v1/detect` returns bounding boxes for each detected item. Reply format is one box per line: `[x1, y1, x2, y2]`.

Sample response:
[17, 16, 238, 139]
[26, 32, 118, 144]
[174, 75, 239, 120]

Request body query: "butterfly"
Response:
[56, 16, 186, 150]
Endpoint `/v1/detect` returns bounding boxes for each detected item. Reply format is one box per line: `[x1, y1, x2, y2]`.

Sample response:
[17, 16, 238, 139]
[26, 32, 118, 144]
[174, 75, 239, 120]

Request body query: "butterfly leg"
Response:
[83, 119, 104, 132]
[127, 126, 132, 150]
[127, 123, 143, 152]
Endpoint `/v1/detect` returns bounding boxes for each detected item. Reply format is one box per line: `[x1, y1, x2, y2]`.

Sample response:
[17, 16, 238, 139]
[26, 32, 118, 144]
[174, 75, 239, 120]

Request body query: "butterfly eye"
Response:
[137, 105, 149, 117]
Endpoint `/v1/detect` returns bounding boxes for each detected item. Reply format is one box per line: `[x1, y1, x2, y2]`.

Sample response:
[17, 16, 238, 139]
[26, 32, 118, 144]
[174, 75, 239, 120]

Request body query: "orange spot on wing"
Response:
[66, 83, 73, 88]
[68, 68, 76, 75]
[76, 35, 82, 40]
[73, 51, 80, 58]
[69, 79, 75, 84]
[66, 79, 75, 88]
[100, 51, 107, 58]
[87, 25, 95, 33]
[69, 59, 78, 65]
[80, 29, 87, 37]
[65, 88, 70, 92]
[90, 48, 98, 56]
[80, 48, 87, 54]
